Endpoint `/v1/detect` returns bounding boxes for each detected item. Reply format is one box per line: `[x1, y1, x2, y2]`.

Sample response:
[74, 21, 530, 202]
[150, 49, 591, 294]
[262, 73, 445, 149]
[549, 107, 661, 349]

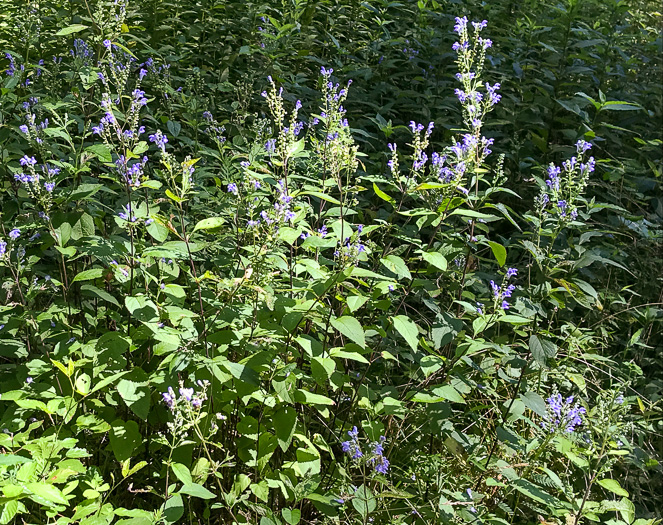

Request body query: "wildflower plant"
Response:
[0, 6, 658, 525]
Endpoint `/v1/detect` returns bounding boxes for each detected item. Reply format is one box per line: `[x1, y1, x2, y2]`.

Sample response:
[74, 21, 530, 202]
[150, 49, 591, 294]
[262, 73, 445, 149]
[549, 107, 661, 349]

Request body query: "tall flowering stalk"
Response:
[387, 18, 501, 203]
[311, 68, 358, 241]
[261, 76, 305, 188]
[535, 139, 595, 223]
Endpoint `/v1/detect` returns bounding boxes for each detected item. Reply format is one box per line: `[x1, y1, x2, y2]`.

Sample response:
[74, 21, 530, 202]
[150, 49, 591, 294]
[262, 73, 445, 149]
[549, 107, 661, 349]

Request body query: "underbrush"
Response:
[0, 1, 661, 524]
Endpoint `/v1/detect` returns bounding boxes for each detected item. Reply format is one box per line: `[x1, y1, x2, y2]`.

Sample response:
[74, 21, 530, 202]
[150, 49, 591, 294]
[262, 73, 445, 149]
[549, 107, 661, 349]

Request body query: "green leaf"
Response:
[599, 101, 641, 112]
[450, 209, 496, 221]
[165, 189, 183, 203]
[167, 120, 181, 137]
[56, 24, 88, 36]
[72, 268, 105, 283]
[222, 359, 260, 386]
[521, 391, 547, 417]
[373, 182, 395, 205]
[295, 390, 335, 405]
[392, 315, 419, 351]
[68, 183, 105, 202]
[331, 316, 365, 348]
[75, 373, 91, 395]
[0, 454, 31, 466]
[80, 284, 120, 307]
[282, 508, 301, 525]
[311, 357, 335, 386]
[431, 385, 465, 404]
[512, 479, 559, 506]
[329, 348, 369, 363]
[529, 335, 557, 367]
[85, 144, 112, 163]
[193, 217, 224, 232]
[25, 482, 68, 505]
[488, 241, 507, 267]
[274, 406, 297, 452]
[597, 478, 629, 497]
[116, 368, 151, 420]
[171, 463, 193, 485]
[346, 295, 368, 312]
[0, 499, 19, 523]
[498, 315, 533, 325]
[352, 485, 377, 518]
[179, 483, 216, 499]
[421, 251, 448, 271]
[110, 420, 142, 462]
[380, 255, 411, 280]
[163, 493, 184, 524]
[125, 296, 159, 323]
[147, 219, 169, 242]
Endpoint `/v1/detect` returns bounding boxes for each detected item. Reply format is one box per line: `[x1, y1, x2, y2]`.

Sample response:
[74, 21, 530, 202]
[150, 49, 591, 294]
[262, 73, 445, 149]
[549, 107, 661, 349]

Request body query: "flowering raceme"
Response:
[536, 139, 595, 222]
[388, 18, 501, 197]
[484, 267, 518, 311]
[541, 390, 586, 433]
[341, 426, 363, 459]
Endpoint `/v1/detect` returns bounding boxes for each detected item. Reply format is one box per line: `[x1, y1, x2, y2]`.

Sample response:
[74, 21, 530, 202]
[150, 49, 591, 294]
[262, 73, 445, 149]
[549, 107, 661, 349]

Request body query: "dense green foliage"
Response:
[0, 0, 661, 524]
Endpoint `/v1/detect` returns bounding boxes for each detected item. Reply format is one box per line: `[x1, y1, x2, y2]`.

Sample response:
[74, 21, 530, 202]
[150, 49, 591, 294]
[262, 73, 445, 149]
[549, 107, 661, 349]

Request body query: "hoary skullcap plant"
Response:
[0, 1, 661, 524]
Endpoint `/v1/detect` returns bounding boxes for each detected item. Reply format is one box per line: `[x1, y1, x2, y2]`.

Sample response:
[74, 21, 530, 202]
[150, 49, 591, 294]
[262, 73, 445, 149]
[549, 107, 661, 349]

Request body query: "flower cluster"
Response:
[452, 17, 500, 133]
[244, 178, 296, 232]
[4, 52, 17, 77]
[342, 428, 390, 475]
[300, 224, 328, 241]
[201, 111, 227, 146]
[261, 76, 305, 166]
[117, 203, 138, 224]
[341, 426, 363, 459]
[256, 15, 271, 50]
[92, 92, 147, 154]
[541, 389, 586, 434]
[536, 139, 595, 222]
[13, 156, 58, 213]
[334, 224, 367, 266]
[369, 436, 390, 474]
[0, 226, 23, 260]
[487, 267, 517, 311]
[19, 98, 48, 145]
[147, 129, 197, 199]
[386, 120, 434, 190]
[115, 154, 148, 188]
[391, 19, 501, 200]
[161, 380, 213, 436]
[312, 67, 358, 177]
[70, 38, 92, 65]
[162, 382, 206, 411]
[149, 130, 168, 152]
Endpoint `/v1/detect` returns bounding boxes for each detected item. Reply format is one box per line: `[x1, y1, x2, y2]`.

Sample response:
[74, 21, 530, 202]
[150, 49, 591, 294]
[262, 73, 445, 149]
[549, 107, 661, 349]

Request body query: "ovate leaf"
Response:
[488, 241, 507, 267]
[331, 316, 365, 348]
[380, 255, 411, 280]
[274, 406, 297, 452]
[56, 24, 88, 36]
[179, 483, 216, 499]
[597, 478, 629, 497]
[392, 315, 419, 352]
[421, 251, 448, 271]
